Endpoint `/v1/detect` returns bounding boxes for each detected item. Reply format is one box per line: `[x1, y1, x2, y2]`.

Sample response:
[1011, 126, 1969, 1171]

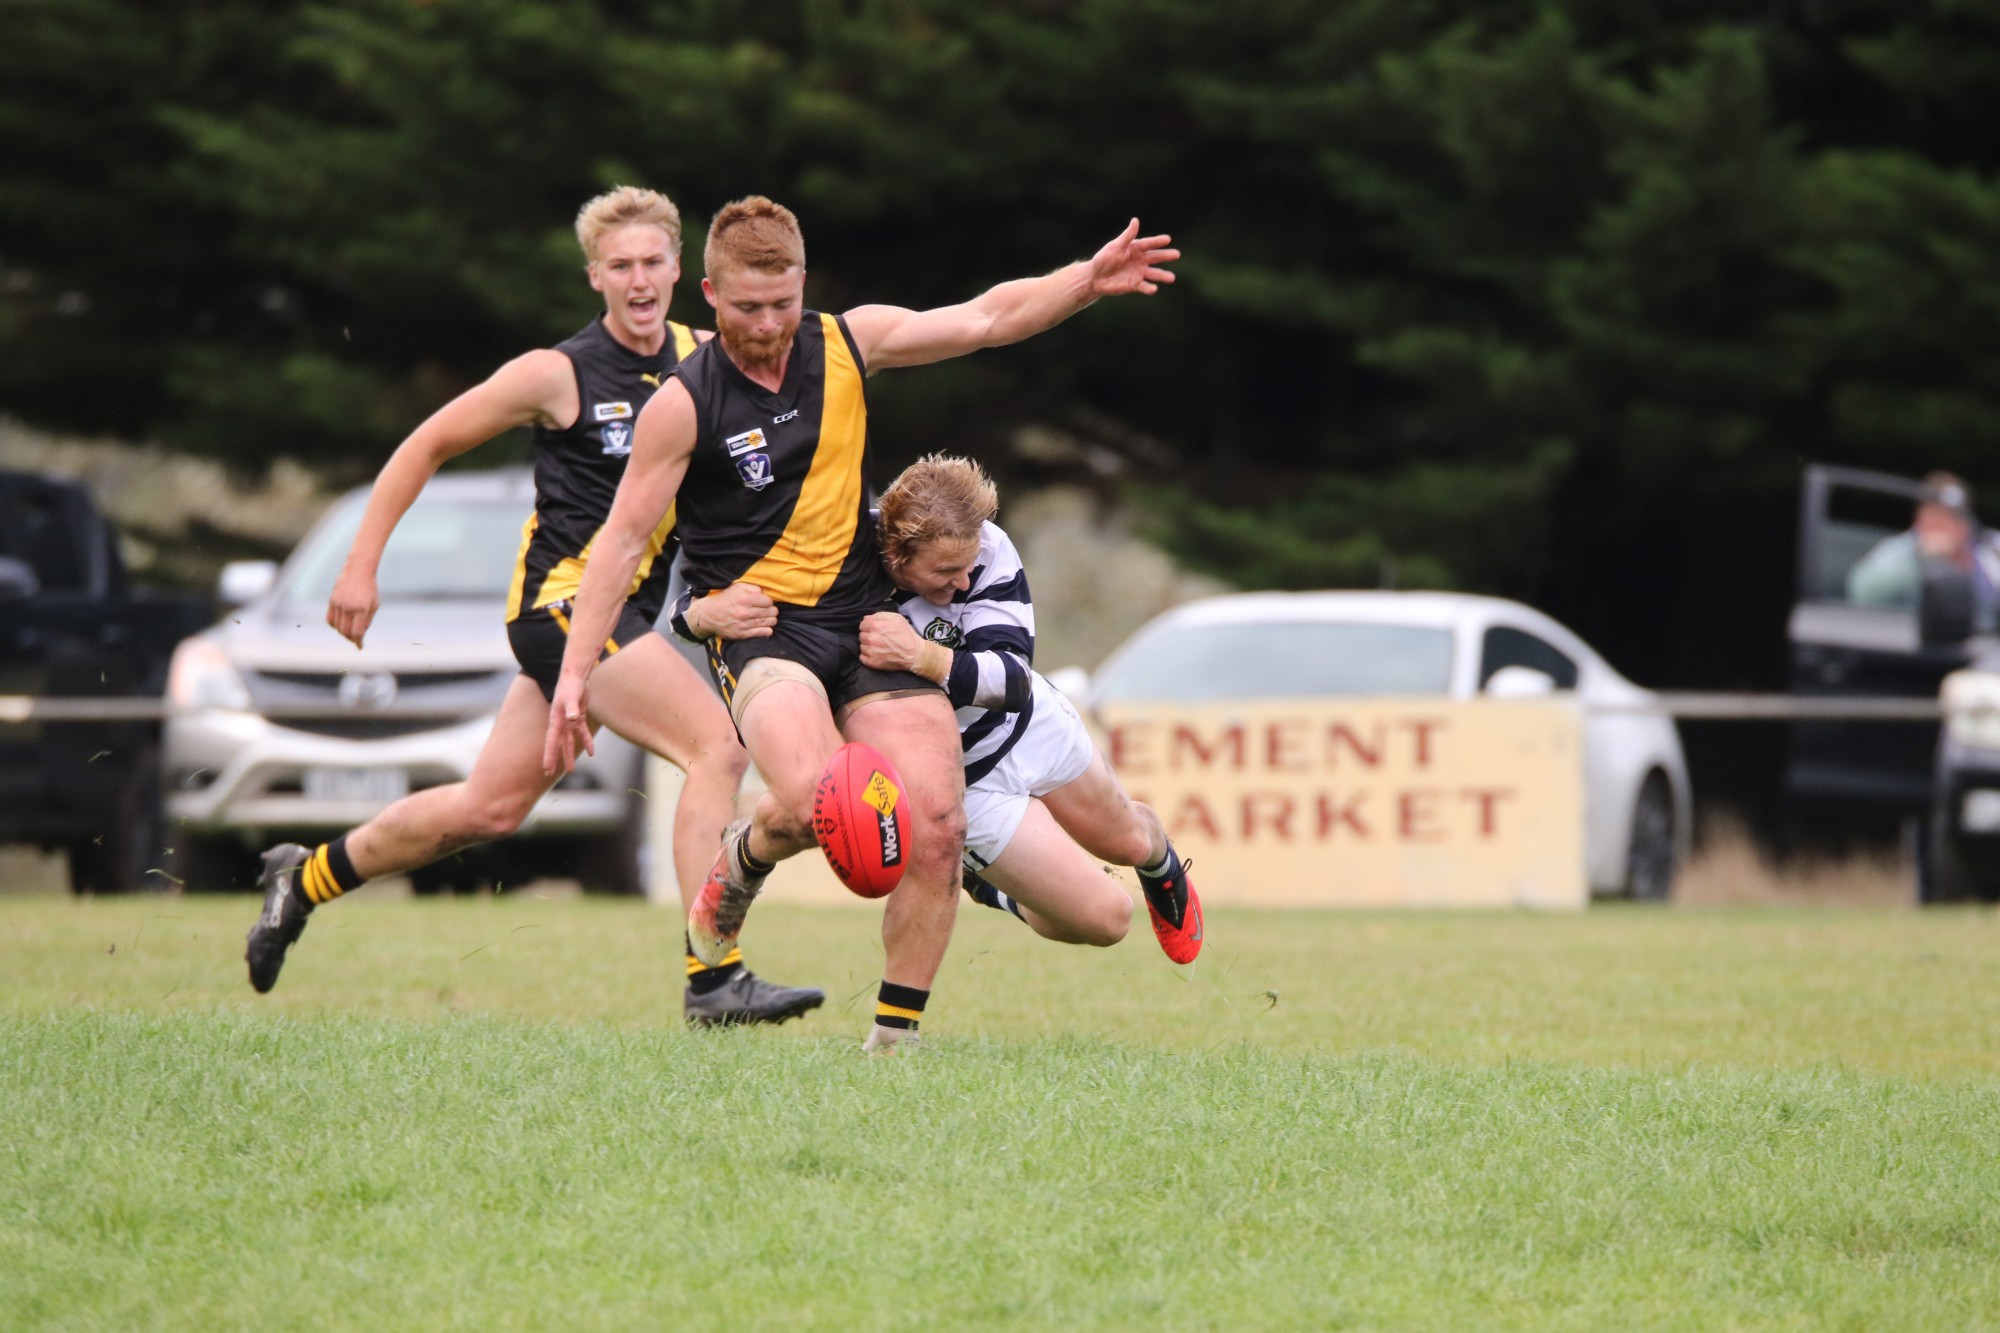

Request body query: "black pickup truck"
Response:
[0, 471, 210, 892]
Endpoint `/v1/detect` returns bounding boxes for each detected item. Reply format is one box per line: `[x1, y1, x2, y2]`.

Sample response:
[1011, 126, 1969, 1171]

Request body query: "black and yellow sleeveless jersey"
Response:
[504, 316, 698, 623]
[672, 311, 893, 623]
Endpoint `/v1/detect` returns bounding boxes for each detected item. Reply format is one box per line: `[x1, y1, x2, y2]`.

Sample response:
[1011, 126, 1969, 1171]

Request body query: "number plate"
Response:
[303, 766, 409, 805]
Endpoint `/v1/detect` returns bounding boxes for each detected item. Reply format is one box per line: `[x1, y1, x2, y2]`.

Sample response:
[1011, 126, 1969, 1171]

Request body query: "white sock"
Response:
[862, 1023, 920, 1054]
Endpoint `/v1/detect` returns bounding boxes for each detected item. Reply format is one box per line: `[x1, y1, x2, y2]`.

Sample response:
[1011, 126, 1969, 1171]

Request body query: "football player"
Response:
[685, 454, 1202, 962]
[543, 199, 1179, 1050]
[244, 187, 822, 1027]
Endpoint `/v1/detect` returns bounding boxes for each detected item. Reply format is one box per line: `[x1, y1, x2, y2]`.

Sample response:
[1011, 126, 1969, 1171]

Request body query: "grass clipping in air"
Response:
[5, 897, 2000, 1329]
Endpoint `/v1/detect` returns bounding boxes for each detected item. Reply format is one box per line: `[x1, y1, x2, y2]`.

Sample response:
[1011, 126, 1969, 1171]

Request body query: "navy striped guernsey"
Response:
[892, 520, 1036, 786]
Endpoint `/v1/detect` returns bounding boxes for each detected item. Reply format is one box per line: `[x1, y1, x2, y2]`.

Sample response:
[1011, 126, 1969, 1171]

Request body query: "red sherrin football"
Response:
[812, 741, 911, 899]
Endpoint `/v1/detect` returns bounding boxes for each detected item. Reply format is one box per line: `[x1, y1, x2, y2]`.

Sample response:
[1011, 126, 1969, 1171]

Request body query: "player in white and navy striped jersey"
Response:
[857, 455, 1202, 963]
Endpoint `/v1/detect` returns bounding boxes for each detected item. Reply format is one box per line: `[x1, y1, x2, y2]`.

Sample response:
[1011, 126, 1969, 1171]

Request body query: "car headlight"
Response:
[1942, 670, 2000, 751]
[167, 636, 251, 712]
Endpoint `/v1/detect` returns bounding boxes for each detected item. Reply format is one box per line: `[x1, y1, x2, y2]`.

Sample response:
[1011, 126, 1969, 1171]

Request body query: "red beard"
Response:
[719, 318, 798, 368]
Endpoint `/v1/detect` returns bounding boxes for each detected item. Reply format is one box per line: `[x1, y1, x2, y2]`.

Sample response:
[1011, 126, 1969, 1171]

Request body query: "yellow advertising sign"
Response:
[1101, 698, 1585, 909]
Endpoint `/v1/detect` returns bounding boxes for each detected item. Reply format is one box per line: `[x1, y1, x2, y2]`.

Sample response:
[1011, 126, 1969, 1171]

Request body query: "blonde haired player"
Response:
[244, 187, 823, 1028]
[544, 197, 1179, 1050]
[867, 456, 1202, 960]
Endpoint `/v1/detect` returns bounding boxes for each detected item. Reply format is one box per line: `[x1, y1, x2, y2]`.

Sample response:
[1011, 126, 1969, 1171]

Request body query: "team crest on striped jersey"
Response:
[601, 421, 632, 456]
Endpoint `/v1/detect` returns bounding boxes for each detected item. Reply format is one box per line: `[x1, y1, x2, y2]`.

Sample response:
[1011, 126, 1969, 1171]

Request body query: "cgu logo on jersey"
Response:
[735, 452, 774, 490]
[725, 427, 766, 457]
[600, 421, 632, 456]
[921, 617, 963, 647]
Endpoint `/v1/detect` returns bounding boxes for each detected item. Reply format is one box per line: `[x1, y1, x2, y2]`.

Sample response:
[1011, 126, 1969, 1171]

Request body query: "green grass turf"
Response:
[5, 896, 2000, 1328]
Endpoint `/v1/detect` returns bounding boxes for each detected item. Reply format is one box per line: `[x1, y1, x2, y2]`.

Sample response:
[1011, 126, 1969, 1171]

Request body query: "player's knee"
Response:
[1077, 889, 1134, 947]
[914, 802, 967, 879]
[687, 738, 751, 791]
[458, 791, 534, 842]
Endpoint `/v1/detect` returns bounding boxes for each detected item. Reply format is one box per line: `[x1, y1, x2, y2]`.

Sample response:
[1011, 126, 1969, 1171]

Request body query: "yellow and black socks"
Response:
[873, 981, 928, 1037]
[685, 932, 744, 995]
[300, 835, 364, 907]
[733, 831, 775, 885]
[1137, 843, 1189, 929]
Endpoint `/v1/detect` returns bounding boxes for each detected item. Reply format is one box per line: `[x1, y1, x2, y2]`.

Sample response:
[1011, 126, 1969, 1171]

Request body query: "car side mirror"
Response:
[1918, 559, 1976, 646]
[217, 559, 278, 607]
[1484, 665, 1558, 699]
[0, 556, 39, 602]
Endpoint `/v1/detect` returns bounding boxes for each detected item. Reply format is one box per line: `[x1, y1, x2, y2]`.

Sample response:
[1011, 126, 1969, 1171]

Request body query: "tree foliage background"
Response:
[4, 0, 1999, 688]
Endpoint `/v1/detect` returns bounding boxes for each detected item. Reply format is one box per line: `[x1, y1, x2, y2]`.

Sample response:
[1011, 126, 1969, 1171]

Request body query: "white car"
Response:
[1065, 591, 1691, 900]
[162, 467, 645, 893]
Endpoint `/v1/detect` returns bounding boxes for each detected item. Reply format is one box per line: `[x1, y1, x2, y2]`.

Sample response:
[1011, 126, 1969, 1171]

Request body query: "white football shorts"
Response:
[961, 671, 1097, 871]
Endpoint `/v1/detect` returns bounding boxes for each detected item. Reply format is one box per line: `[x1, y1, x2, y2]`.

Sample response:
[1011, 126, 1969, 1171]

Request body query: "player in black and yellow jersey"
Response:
[544, 196, 1178, 1051]
[244, 186, 823, 1028]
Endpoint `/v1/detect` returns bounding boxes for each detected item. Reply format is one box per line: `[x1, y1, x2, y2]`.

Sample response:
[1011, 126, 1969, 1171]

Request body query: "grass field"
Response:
[7, 893, 2000, 1329]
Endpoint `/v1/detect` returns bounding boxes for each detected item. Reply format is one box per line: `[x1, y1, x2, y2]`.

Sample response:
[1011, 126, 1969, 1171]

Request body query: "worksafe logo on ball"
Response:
[736, 452, 774, 490]
[861, 770, 900, 816]
[864, 770, 904, 868]
[600, 421, 632, 457]
[725, 427, 767, 457]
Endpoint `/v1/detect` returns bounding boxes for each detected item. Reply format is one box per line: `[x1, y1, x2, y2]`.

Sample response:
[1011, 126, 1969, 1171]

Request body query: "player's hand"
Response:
[542, 673, 595, 775]
[690, 581, 778, 640]
[327, 564, 380, 647]
[859, 612, 927, 672]
[1087, 218, 1179, 298]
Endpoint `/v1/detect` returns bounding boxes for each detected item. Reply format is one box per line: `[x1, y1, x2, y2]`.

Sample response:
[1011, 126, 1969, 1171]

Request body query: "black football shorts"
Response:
[507, 600, 661, 702]
[704, 603, 942, 722]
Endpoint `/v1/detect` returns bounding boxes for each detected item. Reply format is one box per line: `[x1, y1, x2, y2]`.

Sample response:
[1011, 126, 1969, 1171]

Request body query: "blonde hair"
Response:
[704, 195, 806, 280]
[574, 186, 682, 262]
[878, 455, 999, 565]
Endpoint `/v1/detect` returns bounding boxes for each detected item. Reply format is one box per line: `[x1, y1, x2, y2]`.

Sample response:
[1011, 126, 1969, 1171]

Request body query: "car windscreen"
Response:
[1093, 620, 1457, 702]
[283, 496, 529, 605]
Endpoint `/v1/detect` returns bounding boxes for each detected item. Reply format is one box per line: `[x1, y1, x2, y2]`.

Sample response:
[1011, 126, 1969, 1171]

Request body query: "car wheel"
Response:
[170, 832, 264, 892]
[67, 744, 168, 894]
[576, 791, 646, 897]
[1624, 771, 1677, 903]
[167, 833, 261, 892]
[410, 856, 488, 896]
[1919, 805, 1995, 904]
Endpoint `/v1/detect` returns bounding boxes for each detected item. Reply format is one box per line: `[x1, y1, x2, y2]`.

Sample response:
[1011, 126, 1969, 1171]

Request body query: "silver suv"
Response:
[162, 467, 644, 893]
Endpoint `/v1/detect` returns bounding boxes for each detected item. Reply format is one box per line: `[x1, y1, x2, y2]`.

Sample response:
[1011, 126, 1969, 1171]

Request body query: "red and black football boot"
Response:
[688, 819, 765, 967]
[1137, 851, 1204, 965]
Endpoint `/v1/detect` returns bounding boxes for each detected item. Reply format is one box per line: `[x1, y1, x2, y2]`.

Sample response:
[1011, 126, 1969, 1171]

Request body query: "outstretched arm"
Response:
[542, 380, 698, 774]
[329, 349, 574, 646]
[844, 218, 1178, 372]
